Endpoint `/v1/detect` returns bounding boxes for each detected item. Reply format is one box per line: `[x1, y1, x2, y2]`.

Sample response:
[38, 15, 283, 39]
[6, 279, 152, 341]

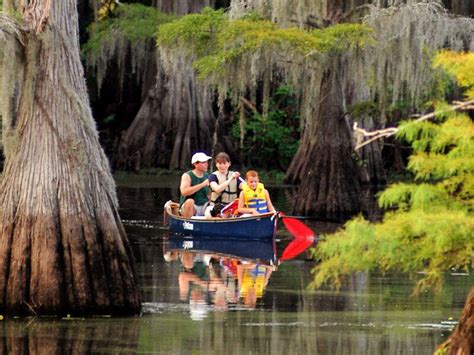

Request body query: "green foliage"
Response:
[156, 7, 226, 58]
[433, 51, 474, 99]
[312, 51, 474, 293]
[232, 85, 300, 170]
[156, 8, 373, 80]
[83, 4, 176, 56]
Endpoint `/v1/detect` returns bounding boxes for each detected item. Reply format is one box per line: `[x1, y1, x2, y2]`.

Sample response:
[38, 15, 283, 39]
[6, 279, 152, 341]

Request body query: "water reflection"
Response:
[0, 317, 140, 353]
[165, 235, 277, 318]
[0, 185, 471, 354]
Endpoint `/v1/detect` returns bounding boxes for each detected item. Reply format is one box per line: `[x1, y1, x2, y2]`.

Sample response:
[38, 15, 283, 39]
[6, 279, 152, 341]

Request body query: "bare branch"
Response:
[354, 100, 474, 151]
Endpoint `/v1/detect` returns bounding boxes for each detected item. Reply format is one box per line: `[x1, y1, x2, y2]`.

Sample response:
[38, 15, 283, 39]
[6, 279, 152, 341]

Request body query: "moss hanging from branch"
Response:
[228, 0, 435, 28]
[82, 3, 176, 95]
[0, 10, 24, 155]
[351, 2, 474, 119]
[157, 7, 372, 121]
[156, 2, 474, 131]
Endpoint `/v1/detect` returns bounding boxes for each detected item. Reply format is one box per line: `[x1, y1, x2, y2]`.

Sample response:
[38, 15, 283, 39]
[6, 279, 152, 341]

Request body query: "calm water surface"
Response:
[0, 184, 471, 354]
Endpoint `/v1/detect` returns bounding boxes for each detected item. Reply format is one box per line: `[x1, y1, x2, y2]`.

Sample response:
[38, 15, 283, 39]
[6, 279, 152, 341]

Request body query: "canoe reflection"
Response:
[164, 236, 277, 318]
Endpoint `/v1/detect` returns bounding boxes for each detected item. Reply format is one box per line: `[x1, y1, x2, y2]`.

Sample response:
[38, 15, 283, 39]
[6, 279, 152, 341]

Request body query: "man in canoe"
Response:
[179, 152, 212, 218]
[237, 170, 276, 216]
[209, 152, 242, 205]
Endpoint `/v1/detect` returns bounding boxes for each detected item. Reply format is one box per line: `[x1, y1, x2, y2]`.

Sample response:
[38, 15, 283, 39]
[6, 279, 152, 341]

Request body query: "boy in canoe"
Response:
[237, 170, 276, 216]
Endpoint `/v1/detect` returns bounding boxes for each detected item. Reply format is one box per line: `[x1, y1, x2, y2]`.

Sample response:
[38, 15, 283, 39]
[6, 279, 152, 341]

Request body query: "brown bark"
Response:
[438, 287, 474, 355]
[115, 1, 218, 171]
[115, 64, 216, 171]
[0, 1, 140, 315]
[285, 68, 361, 220]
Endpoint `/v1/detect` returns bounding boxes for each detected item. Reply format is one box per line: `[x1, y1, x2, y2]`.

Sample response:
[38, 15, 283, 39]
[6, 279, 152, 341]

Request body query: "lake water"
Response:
[0, 183, 471, 354]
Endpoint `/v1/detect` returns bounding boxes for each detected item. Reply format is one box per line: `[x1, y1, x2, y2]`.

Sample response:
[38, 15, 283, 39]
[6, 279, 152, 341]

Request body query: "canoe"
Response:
[164, 201, 278, 240]
[166, 236, 277, 265]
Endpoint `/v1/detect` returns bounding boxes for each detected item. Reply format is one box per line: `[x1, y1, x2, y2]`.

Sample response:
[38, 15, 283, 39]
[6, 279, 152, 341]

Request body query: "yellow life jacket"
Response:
[240, 265, 267, 298]
[242, 182, 268, 213]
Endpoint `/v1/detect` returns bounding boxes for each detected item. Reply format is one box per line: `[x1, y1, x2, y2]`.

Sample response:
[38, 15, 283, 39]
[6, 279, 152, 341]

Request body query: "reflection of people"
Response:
[163, 251, 178, 262]
[179, 152, 211, 218]
[209, 152, 241, 204]
[173, 250, 276, 317]
[189, 288, 208, 321]
[237, 263, 273, 308]
[238, 170, 276, 216]
[178, 251, 235, 319]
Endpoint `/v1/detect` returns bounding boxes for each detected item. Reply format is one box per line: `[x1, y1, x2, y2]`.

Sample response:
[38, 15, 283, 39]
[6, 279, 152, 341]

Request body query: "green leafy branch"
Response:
[313, 51, 474, 294]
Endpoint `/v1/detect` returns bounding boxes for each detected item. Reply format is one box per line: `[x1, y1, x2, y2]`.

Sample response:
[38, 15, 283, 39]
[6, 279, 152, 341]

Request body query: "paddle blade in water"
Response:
[279, 237, 314, 261]
[280, 212, 315, 239]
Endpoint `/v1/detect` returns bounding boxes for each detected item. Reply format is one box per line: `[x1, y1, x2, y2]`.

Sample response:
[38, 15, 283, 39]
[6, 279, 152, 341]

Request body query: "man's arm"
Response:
[180, 173, 209, 196]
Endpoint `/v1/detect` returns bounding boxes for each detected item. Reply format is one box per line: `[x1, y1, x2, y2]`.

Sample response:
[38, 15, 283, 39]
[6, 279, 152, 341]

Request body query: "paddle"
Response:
[279, 212, 315, 239]
[279, 236, 315, 261]
[237, 177, 315, 239]
[220, 199, 238, 216]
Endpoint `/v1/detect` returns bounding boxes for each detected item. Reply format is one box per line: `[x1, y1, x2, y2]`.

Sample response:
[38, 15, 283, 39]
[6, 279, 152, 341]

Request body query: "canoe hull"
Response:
[167, 237, 277, 264]
[167, 211, 277, 241]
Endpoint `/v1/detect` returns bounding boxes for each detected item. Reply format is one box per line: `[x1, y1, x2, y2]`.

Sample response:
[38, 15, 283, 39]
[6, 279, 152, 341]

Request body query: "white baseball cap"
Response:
[191, 152, 212, 164]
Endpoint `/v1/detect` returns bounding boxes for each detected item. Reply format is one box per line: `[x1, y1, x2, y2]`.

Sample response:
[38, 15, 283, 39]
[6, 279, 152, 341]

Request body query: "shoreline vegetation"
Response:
[113, 169, 287, 188]
[113, 168, 412, 188]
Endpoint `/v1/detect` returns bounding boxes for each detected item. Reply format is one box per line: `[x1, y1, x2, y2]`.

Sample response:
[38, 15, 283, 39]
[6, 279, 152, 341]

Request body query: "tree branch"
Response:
[353, 100, 474, 151]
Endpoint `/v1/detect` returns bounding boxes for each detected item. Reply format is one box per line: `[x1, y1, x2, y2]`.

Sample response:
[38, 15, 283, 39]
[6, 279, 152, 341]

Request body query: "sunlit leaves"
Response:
[397, 113, 474, 182]
[157, 7, 225, 58]
[434, 51, 474, 99]
[156, 8, 372, 81]
[312, 51, 474, 293]
[84, 4, 176, 55]
[312, 211, 473, 294]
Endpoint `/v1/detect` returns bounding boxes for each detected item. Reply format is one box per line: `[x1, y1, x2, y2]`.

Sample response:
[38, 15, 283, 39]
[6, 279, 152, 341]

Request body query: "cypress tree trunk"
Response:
[115, 0, 217, 171]
[439, 287, 474, 355]
[0, 0, 140, 315]
[286, 68, 361, 220]
[115, 64, 216, 171]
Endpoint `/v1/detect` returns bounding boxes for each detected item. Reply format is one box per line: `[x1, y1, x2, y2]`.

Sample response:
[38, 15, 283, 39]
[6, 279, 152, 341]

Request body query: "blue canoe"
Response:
[166, 236, 277, 265]
[164, 201, 278, 240]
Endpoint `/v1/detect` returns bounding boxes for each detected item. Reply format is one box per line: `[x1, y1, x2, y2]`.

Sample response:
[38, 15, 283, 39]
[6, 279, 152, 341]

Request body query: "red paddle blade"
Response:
[280, 212, 315, 239]
[220, 199, 238, 216]
[279, 237, 314, 261]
